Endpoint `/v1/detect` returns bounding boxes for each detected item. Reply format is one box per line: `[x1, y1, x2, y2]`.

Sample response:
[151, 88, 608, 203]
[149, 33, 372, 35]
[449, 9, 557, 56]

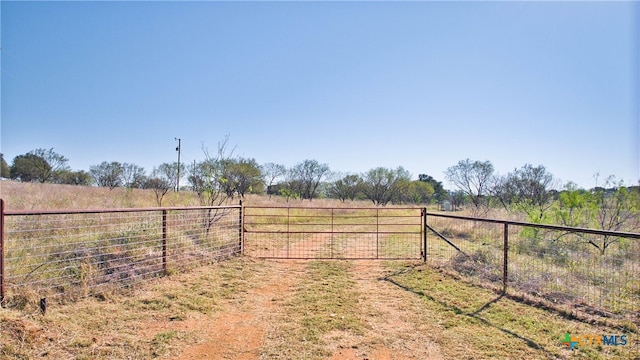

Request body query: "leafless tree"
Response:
[121, 163, 147, 189]
[262, 162, 286, 197]
[287, 159, 330, 200]
[492, 164, 558, 221]
[188, 136, 238, 234]
[90, 161, 124, 189]
[445, 159, 494, 215]
[145, 163, 178, 206]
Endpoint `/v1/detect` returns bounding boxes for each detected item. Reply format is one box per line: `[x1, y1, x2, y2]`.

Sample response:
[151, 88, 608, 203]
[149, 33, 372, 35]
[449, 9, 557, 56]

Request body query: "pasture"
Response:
[2, 258, 636, 359]
[0, 181, 638, 359]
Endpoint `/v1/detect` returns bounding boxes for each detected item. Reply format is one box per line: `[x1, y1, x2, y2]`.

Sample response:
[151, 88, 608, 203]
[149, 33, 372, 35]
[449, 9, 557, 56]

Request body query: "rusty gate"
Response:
[242, 206, 426, 260]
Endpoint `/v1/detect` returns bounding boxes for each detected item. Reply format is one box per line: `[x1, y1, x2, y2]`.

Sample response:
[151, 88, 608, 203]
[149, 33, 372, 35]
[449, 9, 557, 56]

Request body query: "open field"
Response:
[0, 180, 389, 211]
[1, 181, 638, 358]
[1, 257, 637, 359]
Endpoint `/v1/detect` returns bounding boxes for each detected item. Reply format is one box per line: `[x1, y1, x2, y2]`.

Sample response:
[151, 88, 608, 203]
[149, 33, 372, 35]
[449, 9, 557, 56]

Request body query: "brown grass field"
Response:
[0, 181, 637, 359]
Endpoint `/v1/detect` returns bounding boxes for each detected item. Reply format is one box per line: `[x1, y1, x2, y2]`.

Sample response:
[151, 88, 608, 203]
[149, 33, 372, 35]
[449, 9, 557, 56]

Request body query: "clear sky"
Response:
[1, 1, 638, 190]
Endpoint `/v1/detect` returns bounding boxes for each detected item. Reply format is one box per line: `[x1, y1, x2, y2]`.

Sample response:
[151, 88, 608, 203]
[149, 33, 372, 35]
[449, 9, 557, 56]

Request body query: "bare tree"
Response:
[145, 163, 178, 206]
[121, 163, 147, 189]
[590, 175, 640, 254]
[445, 159, 494, 214]
[144, 177, 172, 206]
[262, 162, 286, 197]
[510, 164, 557, 221]
[288, 159, 330, 200]
[491, 174, 518, 211]
[188, 136, 238, 234]
[189, 137, 235, 206]
[90, 161, 124, 189]
[492, 164, 558, 221]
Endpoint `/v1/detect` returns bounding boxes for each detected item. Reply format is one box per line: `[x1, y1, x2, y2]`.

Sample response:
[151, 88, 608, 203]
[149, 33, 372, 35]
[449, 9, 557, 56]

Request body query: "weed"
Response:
[151, 330, 181, 356]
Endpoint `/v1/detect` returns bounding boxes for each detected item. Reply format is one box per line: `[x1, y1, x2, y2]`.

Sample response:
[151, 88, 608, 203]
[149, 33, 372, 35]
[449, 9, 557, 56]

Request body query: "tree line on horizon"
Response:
[2, 147, 639, 244]
[1, 147, 444, 204]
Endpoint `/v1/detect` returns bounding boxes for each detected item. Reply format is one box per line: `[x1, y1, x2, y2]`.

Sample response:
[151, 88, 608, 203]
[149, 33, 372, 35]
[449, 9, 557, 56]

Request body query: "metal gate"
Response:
[242, 206, 425, 260]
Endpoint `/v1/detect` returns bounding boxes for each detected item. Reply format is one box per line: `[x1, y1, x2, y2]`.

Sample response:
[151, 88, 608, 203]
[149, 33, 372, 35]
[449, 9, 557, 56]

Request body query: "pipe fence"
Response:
[426, 212, 640, 327]
[0, 200, 241, 305]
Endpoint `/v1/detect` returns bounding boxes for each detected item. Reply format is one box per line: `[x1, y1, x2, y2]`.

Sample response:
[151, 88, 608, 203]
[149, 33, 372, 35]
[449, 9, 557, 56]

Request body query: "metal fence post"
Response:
[0, 199, 5, 304]
[162, 209, 168, 274]
[239, 200, 243, 255]
[422, 208, 427, 262]
[330, 208, 334, 258]
[376, 208, 379, 259]
[503, 223, 509, 294]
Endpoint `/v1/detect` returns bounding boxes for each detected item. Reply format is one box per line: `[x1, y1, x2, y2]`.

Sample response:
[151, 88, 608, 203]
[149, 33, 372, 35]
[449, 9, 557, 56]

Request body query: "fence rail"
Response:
[425, 211, 640, 326]
[0, 200, 241, 304]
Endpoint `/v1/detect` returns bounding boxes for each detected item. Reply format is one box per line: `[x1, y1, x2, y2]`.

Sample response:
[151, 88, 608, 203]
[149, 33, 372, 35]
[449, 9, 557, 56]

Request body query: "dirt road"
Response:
[167, 259, 442, 360]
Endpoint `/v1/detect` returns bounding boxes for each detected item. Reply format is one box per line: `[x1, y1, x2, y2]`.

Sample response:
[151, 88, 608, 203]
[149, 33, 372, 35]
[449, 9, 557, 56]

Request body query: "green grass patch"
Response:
[297, 262, 363, 338]
[384, 262, 636, 359]
[265, 261, 364, 359]
[150, 330, 192, 357]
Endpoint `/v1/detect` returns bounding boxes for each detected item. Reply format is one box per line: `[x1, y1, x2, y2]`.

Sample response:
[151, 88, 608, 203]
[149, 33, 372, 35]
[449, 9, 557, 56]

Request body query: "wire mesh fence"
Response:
[426, 212, 640, 328]
[3, 199, 638, 331]
[0, 203, 241, 304]
[243, 206, 424, 260]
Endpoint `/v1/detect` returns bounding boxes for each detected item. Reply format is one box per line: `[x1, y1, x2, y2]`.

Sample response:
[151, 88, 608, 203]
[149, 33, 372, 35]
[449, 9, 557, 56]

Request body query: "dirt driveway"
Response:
[164, 259, 442, 360]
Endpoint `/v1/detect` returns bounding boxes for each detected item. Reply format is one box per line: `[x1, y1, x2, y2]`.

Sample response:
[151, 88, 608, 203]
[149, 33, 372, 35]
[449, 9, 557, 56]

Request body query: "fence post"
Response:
[330, 208, 334, 258]
[239, 200, 243, 255]
[376, 208, 379, 259]
[503, 223, 509, 294]
[162, 209, 167, 274]
[0, 199, 5, 304]
[422, 208, 427, 262]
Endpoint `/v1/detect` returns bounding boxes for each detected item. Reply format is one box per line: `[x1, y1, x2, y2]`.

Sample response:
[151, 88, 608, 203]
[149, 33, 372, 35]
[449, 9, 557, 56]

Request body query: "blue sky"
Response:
[1, 1, 638, 190]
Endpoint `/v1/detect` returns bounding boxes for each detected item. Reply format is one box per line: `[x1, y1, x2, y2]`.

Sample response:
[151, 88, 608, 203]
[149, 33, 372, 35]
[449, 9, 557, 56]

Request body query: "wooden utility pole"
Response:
[175, 138, 181, 192]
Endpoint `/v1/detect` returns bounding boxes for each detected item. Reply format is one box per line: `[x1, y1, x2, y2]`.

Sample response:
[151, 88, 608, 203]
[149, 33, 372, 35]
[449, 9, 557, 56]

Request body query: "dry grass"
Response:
[0, 257, 258, 359]
[0, 180, 387, 211]
[2, 256, 637, 359]
[0, 180, 203, 210]
[2, 181, 638, 359]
